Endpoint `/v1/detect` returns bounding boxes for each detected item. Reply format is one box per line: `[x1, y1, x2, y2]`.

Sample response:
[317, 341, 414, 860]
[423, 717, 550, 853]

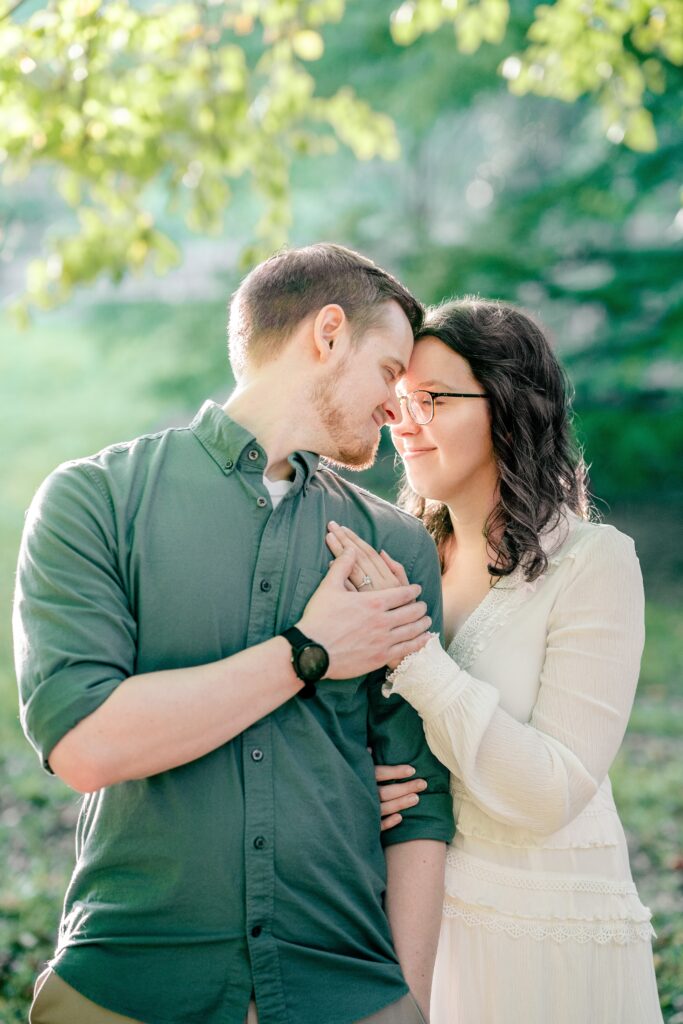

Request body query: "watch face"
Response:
[296, 643, 329, 682]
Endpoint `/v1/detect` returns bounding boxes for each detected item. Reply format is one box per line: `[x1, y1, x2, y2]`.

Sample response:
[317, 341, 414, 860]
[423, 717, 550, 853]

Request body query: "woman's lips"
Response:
[402, 448, 436, 459]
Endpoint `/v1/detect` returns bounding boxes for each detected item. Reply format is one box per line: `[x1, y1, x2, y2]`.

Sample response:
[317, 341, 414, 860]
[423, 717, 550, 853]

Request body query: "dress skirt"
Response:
[431, 886, 664, 1024]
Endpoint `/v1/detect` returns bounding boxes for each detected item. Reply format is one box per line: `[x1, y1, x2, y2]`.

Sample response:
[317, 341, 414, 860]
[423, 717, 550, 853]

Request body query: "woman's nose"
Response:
[391, 399, 420, 435]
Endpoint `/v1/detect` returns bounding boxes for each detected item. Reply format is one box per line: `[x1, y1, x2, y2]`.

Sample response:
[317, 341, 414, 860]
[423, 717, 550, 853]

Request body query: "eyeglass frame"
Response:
[397, 389, 489, 425]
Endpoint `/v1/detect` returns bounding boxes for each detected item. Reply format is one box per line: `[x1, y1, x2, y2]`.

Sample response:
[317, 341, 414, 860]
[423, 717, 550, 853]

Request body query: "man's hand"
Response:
[323, 523, 429, 671]
[297, 548, 431, 679]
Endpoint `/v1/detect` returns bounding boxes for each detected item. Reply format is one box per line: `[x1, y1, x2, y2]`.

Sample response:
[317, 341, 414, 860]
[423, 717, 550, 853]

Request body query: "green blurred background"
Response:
[1, 1, 681, 1019]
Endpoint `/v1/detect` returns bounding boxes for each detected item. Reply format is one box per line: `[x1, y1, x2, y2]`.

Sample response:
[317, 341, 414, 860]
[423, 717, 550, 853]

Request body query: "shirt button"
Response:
[251, 749, 264, 762]
[260, 579, 272, 592]
[248, 449, 259, 461]
[251, 925, 262, 938]
[256, 496, 268, 508]
[224, 459, 233, 470]
[253, 835, 267, 850]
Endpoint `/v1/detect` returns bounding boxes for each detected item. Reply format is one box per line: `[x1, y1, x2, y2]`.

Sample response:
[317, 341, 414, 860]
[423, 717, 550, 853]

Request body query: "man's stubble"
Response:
[309, 359, 380, 472]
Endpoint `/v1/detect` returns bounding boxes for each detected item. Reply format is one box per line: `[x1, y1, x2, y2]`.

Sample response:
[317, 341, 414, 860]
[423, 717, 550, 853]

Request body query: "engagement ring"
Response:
[358, 575, 373, 590]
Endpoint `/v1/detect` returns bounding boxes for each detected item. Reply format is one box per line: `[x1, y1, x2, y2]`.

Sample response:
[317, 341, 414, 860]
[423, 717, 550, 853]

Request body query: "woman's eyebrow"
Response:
[413, 379, 457, 390]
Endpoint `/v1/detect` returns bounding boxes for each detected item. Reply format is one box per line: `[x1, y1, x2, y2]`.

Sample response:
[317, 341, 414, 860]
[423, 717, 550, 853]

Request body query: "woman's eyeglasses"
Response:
[397, 389, 488, 425]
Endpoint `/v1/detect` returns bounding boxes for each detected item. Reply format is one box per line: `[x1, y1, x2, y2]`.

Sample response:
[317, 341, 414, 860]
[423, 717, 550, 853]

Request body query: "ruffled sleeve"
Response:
[384, 527, 645, 835]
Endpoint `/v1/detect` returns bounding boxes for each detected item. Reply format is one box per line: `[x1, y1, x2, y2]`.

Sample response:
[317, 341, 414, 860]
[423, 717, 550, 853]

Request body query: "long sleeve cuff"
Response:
[383, 635, 469, 718]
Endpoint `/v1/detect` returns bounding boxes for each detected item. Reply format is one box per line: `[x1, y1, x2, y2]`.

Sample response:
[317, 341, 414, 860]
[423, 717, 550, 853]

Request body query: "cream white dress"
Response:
[385, 516, 663, 1024]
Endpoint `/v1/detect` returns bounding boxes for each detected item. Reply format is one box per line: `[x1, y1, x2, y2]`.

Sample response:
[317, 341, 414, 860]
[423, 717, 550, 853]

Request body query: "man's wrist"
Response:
[278, 628, 329, 697]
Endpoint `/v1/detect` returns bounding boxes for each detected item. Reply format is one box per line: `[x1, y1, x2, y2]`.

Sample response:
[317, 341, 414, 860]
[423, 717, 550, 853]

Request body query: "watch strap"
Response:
[280, 625, 311, 651]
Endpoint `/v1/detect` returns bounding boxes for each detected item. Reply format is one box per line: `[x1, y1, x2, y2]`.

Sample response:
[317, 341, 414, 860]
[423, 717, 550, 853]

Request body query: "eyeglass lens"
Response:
[407, 391, 433, 424]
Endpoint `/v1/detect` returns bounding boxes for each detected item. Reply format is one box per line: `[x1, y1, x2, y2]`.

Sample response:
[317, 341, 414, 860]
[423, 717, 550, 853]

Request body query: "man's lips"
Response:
[372, 411, 386, 428]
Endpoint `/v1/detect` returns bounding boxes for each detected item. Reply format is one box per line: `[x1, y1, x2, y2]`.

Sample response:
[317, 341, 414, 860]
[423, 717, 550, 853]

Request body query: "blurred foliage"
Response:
[0, 0, 397, 316]
[391, 0, 683, 152]
[1, 5, 681, 1020]
[1, 0, 682, 317]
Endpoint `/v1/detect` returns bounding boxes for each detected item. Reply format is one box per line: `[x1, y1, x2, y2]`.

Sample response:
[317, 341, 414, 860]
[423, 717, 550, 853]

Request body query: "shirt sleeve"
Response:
[13, 462, 137, 771]
[367, 525, 455, 848]
[383, 527, 644, 836]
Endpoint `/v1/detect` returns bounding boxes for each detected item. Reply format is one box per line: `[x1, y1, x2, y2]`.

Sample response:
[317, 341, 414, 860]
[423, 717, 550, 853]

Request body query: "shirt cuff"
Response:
[383, 635, 466, 719]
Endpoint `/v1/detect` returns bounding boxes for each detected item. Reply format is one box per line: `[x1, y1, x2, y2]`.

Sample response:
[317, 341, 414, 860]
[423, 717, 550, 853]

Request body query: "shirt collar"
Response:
[190, 400, 321, 485]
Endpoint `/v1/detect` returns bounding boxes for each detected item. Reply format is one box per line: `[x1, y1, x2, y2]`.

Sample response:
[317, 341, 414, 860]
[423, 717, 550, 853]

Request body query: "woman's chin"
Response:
[404, 468, 445, 502]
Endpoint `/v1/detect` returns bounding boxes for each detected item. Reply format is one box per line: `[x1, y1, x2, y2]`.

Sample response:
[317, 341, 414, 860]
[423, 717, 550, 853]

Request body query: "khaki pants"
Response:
[30, 969, 426, 1024]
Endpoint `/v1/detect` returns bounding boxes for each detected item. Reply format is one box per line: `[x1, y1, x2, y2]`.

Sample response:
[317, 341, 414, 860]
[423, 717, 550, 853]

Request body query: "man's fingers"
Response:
[385, 599, 428, 627]
[374, 764, 415, 782]
[388, 616, 432, 645]
[325, 546, 356, 582]
[387, 633, 432, 667]
[376, 584, 422, 611]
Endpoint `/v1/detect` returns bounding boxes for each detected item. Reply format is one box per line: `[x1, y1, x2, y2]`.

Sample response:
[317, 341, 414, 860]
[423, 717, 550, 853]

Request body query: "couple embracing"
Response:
[14, 243, 662, 1024]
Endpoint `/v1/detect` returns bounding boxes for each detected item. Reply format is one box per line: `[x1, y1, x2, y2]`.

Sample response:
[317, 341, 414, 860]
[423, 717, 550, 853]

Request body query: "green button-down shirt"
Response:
[14, 400, 454, 1024]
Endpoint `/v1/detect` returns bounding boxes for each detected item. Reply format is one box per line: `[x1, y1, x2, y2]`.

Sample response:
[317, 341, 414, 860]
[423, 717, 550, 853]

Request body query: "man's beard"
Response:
[309, 363, 380, 471]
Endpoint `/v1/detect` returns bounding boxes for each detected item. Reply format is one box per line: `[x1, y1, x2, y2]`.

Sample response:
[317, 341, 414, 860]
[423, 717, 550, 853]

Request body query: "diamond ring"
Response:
[358, 575, 373, 590]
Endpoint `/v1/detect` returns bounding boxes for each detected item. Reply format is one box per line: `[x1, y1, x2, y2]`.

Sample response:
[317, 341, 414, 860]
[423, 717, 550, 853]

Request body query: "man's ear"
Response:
[312, 304, 347, 363]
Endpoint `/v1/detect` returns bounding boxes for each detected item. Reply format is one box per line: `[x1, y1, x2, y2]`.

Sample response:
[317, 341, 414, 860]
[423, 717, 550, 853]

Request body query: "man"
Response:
[14, 243, 454, 1024]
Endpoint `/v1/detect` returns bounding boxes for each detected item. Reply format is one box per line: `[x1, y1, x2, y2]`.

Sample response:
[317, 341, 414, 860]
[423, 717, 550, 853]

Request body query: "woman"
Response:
[326, 298, 663, 1024]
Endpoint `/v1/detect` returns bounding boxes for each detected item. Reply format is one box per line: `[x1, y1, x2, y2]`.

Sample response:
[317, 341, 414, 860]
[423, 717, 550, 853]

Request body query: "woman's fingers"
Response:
[375, 767, 428, 820]
[335, 523, 409, 589]
[326, 522, 412, 594]
[337, 525, 397, 581]
[375, 764, 416, 783]
[328, 523, 395, 591]
[380, 549, 410, 587]
[327, 532, 378, 589]
[378, 778, 428, 803]
[380, 813, 403, 832]
[325, 530, 345, 559]
[340, 526, 407, 582]
[380, 793, 420, 816]
[325, 533, 359, 591]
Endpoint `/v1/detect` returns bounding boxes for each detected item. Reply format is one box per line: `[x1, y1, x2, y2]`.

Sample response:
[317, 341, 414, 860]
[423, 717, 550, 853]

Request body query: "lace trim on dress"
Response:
[447, 512, 579, 671]
[442, 894, 656, 945]
[447, 566, 530, 670]
[447, 849, 637, 895]
[383, 635, 470, 717]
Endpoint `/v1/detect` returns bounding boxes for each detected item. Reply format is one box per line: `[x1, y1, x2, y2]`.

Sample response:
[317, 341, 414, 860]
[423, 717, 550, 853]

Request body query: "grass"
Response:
[1, 307, 681, 1021]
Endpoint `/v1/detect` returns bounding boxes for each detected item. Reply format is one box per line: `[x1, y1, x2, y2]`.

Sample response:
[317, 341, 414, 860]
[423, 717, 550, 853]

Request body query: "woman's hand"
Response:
[375, 764, 428, 831]
[326, 521, 410, 592]
[325, 522, 430, 668]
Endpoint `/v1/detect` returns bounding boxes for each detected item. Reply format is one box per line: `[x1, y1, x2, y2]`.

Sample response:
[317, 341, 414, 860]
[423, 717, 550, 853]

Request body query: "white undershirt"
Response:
[263, 473, 294, 509]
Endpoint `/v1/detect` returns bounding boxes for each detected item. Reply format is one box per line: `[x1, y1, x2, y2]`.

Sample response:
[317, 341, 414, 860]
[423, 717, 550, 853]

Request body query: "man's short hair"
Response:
[228, 242, 423, 378]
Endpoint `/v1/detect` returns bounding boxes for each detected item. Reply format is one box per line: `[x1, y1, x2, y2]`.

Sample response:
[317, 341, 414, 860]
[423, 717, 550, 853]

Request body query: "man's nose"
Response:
[382, 390, 402, 424]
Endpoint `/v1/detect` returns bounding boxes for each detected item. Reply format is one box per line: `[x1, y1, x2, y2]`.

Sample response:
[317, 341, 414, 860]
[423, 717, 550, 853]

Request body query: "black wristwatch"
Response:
[280, 626, 330, 699]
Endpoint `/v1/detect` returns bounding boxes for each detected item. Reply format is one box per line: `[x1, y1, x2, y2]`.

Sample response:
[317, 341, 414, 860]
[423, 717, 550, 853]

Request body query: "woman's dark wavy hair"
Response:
[399, 297, 591, 582]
